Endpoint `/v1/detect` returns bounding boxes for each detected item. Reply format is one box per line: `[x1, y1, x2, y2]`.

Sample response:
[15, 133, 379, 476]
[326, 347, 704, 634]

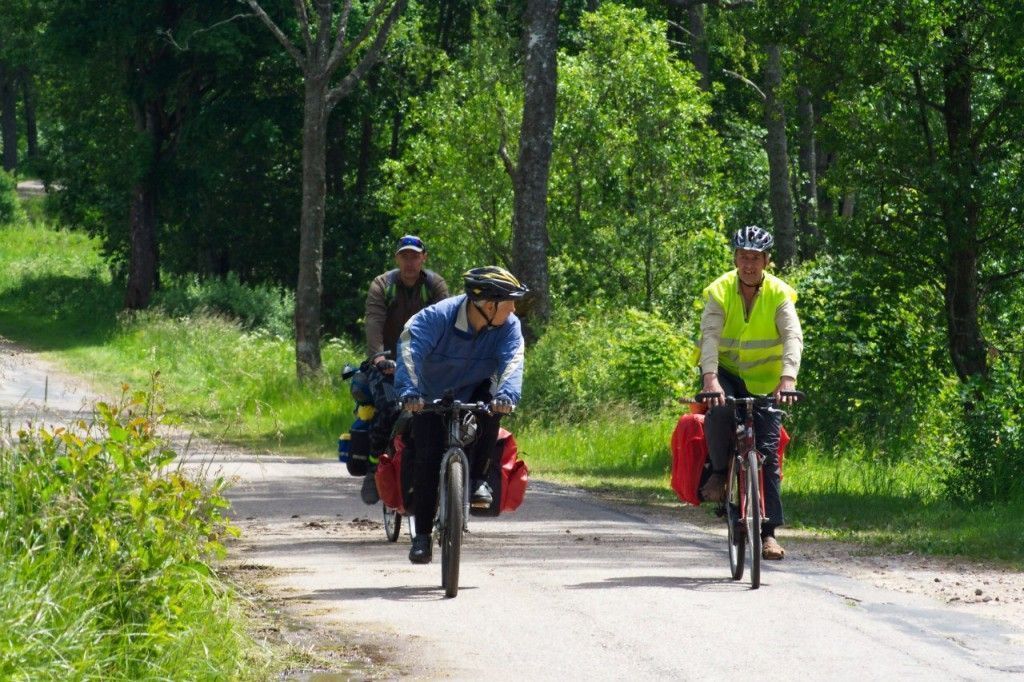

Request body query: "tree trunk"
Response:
[124, 176, 159, 309]
[511, 0, 559, 329]
[941, 23, 987, 382]
[0, 63, 17, 172]
[295, 81, 329, 378]
[762, 44, 796, 267]
[796, 85, 819, 259]
[19, 69, 37, 159]
[354, 104, 374, 203]
[124, 101, 162, 310]
[688, 3, 711, 91]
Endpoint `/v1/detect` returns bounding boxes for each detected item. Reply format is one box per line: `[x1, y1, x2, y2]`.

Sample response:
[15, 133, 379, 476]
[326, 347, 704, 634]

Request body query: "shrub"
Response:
[524, 306, 691, 419]
[0, 170, 25, 226]
[944, 366, 1024, 504]
[0, 387, 254, 678]
[154, 273, 294, 337]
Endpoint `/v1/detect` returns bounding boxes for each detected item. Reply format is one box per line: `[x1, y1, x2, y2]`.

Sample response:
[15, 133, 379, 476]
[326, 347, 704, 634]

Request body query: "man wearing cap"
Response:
[359, 235, 449, 504]
[365, 235, 449, 366]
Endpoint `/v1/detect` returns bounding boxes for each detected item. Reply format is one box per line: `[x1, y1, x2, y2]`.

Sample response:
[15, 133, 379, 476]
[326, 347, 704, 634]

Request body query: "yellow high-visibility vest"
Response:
[704, 270, 797, 394]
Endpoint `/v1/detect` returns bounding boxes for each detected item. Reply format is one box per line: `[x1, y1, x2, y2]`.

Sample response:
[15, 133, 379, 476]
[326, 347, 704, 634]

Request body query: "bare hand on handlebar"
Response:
[490, 397, 515, 415]
[373, 354, 397, 375]
[700, 372, 725, 407]
[772, 376, 798, 405]
[401, 395, 424, 413]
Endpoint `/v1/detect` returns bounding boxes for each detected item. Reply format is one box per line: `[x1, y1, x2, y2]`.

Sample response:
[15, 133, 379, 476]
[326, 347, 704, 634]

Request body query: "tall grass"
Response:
[0, 391, 268, 679]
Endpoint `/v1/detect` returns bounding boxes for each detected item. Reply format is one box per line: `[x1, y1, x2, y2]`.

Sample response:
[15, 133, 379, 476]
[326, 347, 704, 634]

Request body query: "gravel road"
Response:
[3, 341, 1022, 680]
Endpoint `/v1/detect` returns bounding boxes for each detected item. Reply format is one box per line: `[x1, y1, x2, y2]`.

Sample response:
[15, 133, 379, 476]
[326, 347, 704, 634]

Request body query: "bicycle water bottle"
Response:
[338, 432, 351, 463]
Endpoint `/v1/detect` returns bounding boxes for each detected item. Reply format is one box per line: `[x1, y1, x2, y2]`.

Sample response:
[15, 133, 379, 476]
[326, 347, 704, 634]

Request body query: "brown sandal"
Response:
[762, 536, 785, 560]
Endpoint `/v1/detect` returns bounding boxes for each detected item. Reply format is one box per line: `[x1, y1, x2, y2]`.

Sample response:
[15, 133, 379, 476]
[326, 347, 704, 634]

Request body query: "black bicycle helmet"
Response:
[731, 225, 774, 252]
[463, 266, 529, 301]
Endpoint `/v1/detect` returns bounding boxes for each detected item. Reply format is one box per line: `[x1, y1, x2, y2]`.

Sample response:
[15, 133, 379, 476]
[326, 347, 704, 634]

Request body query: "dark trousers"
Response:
[410, 384, 502, 535]
[704, 369, 784, 533]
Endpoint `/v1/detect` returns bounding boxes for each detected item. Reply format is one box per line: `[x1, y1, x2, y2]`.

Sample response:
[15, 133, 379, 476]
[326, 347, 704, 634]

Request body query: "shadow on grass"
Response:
[786, 490, 1024, 564]
[0, 273, 121, 350]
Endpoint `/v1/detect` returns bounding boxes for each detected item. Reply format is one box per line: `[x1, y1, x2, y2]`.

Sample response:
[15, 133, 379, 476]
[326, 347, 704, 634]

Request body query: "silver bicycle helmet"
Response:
[731, 225, 774, 252]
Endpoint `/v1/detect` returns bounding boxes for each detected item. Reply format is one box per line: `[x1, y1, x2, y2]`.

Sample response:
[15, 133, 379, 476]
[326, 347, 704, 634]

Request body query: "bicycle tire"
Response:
[726, 454, 744, 581]
[746, 449, 762, 589]
[441, 458, 465, 598]
[383, 504, 401, 542]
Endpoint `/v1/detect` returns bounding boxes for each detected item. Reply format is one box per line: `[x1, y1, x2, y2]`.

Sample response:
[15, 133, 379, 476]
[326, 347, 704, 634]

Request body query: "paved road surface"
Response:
[2, 343, 1022, 680]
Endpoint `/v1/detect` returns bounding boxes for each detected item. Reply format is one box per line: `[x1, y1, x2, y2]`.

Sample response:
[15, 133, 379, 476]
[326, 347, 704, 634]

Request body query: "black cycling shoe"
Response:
[471, 479, 493, 508]
[408, 534, 432, 564]
[360, 471, 380, 505]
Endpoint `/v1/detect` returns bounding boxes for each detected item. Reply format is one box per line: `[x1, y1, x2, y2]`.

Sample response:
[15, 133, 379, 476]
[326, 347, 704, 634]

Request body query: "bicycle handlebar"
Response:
[415, 398, 493, 415]
[694, 390, 806, 405]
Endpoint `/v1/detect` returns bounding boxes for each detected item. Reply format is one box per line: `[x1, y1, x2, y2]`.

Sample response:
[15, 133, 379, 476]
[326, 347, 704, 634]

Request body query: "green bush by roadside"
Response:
[0, 390, 269, 680]
[0, 170, 26, 226]
[154, 273, 295, 338]
[523, 306, 692, 420]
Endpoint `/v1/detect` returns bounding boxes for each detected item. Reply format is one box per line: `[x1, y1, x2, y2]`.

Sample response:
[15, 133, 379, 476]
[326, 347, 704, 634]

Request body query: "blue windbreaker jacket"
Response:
[394, 295, 525, 405]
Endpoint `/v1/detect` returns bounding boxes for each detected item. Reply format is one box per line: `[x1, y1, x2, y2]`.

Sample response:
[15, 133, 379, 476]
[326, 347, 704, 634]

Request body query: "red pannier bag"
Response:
[472, 427, 529, 517]
[375, 428, 529, 516]
[670, 412, 790, 506]
[375, 435, 407, 513]
[498, 429, 529, 513]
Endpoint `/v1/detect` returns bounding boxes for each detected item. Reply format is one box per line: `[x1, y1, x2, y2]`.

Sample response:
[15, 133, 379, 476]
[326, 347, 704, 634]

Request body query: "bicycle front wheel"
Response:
[746, 449, 762, 589]
[726, 455, 744, 581]
[441, 457, 465, 598]
[383, 504, 401, 542]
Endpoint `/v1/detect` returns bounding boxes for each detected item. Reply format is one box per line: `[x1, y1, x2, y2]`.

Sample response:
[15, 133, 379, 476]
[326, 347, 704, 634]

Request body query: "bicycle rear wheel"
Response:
[440, 457, 465, 598]
[746, 449, 762, 589]
[383, 504, 401, 542]
[726, 454, 744, 581]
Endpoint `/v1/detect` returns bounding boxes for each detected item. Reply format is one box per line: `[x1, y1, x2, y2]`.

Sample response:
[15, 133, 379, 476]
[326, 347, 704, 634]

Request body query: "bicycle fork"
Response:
[437, 447, 471, 533]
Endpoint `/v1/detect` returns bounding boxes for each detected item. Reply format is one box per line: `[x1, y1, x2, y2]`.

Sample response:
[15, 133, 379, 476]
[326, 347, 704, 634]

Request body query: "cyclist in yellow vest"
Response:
[698, 226, 803, 560]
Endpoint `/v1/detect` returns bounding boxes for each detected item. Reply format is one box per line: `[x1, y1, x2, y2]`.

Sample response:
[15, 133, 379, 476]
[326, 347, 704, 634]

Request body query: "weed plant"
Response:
[0, 389, 268, 679]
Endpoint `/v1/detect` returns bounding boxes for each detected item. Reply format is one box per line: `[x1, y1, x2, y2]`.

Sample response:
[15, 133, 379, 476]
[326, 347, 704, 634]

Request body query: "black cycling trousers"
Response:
[704, 369, 784, 532]
[410, 384, 502, 536]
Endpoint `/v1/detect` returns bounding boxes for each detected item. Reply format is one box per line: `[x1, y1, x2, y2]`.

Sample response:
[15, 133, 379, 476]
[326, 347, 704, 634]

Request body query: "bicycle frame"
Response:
[731, 397, 767, 526]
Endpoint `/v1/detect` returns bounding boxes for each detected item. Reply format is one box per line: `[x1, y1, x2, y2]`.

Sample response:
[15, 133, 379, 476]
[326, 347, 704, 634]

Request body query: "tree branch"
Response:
[158, 13, 253, 51]
[292, 0, 313, 52]
[327, 0, 388, 76]
[722, 68, 765, 100]
[326, 0, 406, 107]
[330, 0, 353, 68]
[245, 0, 305, 69]
[912, 69, 936, 163]
[496, 101, 517, 182]
[982, 266, 1024, 287]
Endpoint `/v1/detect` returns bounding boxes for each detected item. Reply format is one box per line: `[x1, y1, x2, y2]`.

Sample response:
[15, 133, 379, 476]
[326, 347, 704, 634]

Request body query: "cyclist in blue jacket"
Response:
[396, 266, 528, 564]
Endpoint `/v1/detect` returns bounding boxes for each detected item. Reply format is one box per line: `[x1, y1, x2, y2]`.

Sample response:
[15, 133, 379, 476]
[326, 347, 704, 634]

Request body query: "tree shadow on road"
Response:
[565, 574, 750, 592]
[306, 585, 479, 602]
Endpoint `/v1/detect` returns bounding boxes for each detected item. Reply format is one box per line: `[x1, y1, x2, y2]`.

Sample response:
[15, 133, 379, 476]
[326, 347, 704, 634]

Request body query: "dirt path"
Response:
[3, 342, 1023, 679]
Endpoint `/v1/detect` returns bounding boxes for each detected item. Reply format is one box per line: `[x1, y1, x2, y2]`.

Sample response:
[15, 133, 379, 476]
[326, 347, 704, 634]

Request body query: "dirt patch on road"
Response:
[792, 537, 1024, 629]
